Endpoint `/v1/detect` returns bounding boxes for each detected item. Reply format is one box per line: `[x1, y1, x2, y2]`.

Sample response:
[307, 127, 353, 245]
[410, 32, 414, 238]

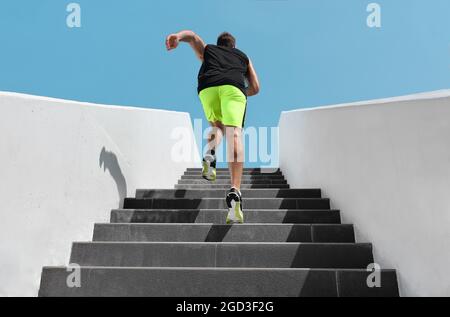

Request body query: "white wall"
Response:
[0, 92, 200, 297]
[279, 90, 450, 297]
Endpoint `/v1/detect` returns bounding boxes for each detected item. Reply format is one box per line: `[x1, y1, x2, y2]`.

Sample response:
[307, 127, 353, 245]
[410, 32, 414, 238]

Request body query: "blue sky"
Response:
[1, 0, 449, 165]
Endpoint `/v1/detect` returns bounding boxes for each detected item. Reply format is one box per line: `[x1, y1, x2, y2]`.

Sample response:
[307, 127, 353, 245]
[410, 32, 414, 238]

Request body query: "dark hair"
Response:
[217, 32, 236, 48]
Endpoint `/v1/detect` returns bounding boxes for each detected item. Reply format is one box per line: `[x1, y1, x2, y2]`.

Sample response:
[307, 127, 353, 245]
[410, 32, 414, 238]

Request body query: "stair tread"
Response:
[137, 188, 320, 191]
[175, 185, 291, 189]
[75, 241, 368, 245]
[69, 242, 374, 269]
[110, 209, 342, 224]
[96, 223, 348, 226]
[39, 267, 399, 297]
[123, 198, 331, 210]
[43, 266, 395, 272]
[137, 189, 322, 198]
[113, 208, 338, 211]
[187, 168, 281, 171]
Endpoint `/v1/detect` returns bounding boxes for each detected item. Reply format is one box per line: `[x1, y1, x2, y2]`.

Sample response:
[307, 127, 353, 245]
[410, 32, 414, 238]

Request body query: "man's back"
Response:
[198, 45, 249, 96]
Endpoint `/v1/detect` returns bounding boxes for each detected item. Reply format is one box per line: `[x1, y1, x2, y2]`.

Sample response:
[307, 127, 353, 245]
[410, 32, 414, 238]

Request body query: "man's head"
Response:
[217, 32, 236, 48]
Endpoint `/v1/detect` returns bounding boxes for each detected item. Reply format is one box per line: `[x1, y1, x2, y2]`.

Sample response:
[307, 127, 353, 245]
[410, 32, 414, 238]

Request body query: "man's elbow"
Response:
[189, 32, 199, 41]
[253, 84, 260, 95]
[181, 30, 197, 42]
[248, 85, 260, 97]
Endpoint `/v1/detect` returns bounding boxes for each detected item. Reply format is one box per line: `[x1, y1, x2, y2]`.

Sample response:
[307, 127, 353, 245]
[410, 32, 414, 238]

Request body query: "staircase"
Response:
[39, 168, 399, 297]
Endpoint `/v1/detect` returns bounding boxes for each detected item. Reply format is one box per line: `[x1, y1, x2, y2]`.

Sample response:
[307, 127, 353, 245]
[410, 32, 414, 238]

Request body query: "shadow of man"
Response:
[99, 147, 127, 208]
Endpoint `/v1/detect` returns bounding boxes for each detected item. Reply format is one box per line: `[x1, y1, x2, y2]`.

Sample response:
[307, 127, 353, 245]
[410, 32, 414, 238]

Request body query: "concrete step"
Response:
[39, 267, 399, 297]
[123, 198, 331, 210]
[111, 209, 342, 224]
[181, 175, 286, 180]
[184, 171, 284, 176]
[136, 189, 321, 199]
[187, 168, 281, 173]
[93, 224, 355, 243]
[69, 242, 374, 269]
[178, 179, 288, 185]
[175, 184, 290, 189]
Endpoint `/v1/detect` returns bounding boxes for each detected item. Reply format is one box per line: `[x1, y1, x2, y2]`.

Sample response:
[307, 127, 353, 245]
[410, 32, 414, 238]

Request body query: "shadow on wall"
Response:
[99, 147, 127, 208]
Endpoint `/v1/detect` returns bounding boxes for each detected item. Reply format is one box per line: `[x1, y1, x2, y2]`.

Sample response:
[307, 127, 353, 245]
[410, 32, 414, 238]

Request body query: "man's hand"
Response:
[166, 34, 179, 51]
[165, 30, 206, 61]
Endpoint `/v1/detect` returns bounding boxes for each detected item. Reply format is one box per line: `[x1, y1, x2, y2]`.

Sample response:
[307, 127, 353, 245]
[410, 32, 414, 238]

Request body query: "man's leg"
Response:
[202, 122, 224, 181]
[225, 126, 244, 224]
[207, 121, 225, 153]
[225, 126, 244, 190]
[199, 87, 222, 181]
[216, 85, 246, 224]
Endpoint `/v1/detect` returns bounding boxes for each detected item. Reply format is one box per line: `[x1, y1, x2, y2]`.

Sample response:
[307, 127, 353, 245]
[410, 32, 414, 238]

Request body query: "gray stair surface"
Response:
[176, 184, 291, 189]
[39, 167, 399, 297]
[93, 224, 355, 243]
[178, 179, 288, 185]
[38, 267, 399, 297]
[184, 171, 284, 176]
[69, 242, 373, 268]
[187, 168, 282, 172]
[181, 175, 287, 180]
[136, 189, 321, 199]
[110, 209, 343, 224]
[123, 198, 330, 209]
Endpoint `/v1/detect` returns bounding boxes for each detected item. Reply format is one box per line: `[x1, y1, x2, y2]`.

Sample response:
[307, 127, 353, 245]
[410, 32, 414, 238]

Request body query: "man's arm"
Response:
[246, 60, 260, 97]
[166, 30, 206, 61]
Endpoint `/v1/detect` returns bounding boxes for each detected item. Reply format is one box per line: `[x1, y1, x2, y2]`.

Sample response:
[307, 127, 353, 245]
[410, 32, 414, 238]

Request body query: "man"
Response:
[166, 30, 260, 224]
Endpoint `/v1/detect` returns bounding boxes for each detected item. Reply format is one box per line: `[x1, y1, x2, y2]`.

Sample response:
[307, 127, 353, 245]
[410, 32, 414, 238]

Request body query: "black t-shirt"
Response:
[198, 45, 250, 96]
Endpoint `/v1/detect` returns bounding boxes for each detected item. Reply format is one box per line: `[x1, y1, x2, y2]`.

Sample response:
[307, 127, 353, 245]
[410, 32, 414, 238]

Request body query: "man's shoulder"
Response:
[205, 44, 217, 50]
[206, 44, 244, 54]
[205, 45, 249, 62]
[233, 47, 248, 58]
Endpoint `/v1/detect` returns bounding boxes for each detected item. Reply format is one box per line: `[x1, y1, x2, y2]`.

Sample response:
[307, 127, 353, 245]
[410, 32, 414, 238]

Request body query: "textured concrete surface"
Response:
[135, 189, 322, 199]
[92, 223, 355, 243]
[110, 209, 342, 224]
[123, 198, 331, 210]
[69, 242, 373, 268]
[39, 267, 399, 297]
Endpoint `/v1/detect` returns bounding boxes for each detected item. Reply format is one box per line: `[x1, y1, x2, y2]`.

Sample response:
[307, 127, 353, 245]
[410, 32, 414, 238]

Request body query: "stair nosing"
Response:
[73, 241, 370, 246]
[43, 266, 395, 273]
[113, 208, 338, 211]
[95, 223, 350, 226]
[136, 188, 321, 191]
[125, 198, 330, 201]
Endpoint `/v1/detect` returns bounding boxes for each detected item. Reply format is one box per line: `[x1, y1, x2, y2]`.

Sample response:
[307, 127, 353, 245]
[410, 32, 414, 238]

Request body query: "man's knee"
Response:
[211, 121, 225, 128]
[226, 127, 243, 157]
[225, 126, 241, 137]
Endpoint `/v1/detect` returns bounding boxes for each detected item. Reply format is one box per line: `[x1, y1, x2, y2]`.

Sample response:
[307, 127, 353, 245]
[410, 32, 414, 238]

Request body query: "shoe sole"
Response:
[202, 156, 216, 182]
[226, 200, 244, 224]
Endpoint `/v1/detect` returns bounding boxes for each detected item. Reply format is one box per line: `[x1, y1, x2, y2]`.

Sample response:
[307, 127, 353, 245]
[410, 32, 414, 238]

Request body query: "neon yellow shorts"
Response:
[199, 85, 247, 128]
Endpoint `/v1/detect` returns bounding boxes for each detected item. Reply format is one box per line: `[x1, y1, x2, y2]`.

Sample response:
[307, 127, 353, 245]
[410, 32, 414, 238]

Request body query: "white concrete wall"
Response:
[279, 90, 450, 297]
[0, 92, 200, 297]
